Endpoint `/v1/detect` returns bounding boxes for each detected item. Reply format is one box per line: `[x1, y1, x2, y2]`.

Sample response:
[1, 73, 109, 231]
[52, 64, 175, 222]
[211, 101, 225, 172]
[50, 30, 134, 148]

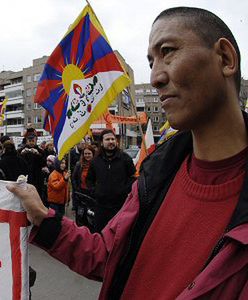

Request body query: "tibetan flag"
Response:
[158, 120, 178, 145]
[135, 119, 156, 175]
[0, 180, 29, 300]
[35, 4, 131, 159]
[0, 97, 8, 126]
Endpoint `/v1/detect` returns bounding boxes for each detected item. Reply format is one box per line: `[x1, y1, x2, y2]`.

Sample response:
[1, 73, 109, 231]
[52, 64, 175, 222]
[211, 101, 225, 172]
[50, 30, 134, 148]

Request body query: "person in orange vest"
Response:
[47, 157, 70, 215]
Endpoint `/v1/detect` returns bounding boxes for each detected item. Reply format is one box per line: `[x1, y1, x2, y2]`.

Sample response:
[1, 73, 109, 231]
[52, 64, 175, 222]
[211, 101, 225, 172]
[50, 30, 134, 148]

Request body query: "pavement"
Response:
[29, 204, 102, 299]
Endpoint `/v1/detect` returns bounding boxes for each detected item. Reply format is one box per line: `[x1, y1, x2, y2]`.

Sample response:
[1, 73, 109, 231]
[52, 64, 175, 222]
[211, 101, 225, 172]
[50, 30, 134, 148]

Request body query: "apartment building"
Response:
[0, 70, 25, 136]
[22, 56, 48, 135]
[134, 83, 166, 142]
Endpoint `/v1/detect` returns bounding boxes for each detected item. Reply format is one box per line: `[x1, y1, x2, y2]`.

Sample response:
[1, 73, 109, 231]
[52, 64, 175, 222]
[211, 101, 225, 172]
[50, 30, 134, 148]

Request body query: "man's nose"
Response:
[150, 60, 169, 90]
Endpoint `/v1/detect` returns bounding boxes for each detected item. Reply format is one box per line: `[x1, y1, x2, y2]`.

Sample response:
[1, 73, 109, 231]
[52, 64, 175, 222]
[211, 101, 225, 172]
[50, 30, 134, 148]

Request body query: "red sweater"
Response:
[122, 151, 246, 300]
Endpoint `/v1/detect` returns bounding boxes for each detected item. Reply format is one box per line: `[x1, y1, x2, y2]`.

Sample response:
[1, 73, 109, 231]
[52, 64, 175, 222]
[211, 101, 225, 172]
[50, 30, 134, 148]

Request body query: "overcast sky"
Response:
[1, 0, 248, 83]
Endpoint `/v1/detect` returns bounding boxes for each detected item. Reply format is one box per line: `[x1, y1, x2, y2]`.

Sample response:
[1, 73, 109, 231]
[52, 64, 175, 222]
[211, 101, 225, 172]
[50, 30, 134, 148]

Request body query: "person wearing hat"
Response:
[19, 130, 46, 197]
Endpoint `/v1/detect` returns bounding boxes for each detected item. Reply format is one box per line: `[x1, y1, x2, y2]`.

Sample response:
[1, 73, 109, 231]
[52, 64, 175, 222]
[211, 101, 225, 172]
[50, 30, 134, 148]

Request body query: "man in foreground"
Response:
[8, 7, 248, 299]
[86, 129, 136, 231]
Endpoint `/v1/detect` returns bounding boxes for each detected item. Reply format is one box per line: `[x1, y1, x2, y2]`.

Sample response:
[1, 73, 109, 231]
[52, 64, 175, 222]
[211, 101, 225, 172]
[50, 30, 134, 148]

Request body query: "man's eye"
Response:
[149, 61, 153, 69]
[161, 47, 175, 56]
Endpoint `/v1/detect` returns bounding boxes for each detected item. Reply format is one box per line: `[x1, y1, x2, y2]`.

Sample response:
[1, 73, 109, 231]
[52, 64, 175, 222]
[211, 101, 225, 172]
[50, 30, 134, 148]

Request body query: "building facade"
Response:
[134, 83, 166, 143]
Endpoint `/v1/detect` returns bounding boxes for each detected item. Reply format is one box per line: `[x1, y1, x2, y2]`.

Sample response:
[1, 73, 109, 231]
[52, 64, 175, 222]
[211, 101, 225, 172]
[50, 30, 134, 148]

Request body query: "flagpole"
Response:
[127, 86, 148, 155]
[66, 151, 71, 216]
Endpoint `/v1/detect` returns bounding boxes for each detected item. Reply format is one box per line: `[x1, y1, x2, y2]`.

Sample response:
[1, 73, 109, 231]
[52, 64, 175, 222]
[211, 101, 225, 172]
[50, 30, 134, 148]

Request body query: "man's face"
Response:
[101, 133, 117, 151]
[77, 142, 85, 151]
[26, 137, 37, 148]
[147, 17, 226, 131]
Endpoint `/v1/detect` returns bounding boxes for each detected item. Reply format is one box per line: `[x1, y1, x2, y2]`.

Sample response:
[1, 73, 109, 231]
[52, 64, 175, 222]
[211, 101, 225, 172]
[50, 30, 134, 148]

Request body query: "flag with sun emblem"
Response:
[35, 4, 131, 159]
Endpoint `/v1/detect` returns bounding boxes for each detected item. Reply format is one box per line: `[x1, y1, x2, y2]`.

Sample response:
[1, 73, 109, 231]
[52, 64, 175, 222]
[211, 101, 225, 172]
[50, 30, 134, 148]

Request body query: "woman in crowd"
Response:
[47, 157, 70, 215]
[72, 144, 95, 226]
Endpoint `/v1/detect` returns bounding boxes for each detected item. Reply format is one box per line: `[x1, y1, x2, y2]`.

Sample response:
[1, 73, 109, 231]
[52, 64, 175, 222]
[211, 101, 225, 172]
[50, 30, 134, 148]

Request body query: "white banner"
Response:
[0, 180, 29, 300]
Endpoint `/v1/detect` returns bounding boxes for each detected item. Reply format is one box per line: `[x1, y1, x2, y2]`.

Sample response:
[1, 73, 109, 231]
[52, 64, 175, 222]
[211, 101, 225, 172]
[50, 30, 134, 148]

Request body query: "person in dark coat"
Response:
[72, 144, 95, 227]
[19, 132, 46, 197]
[87, 129, 136, 231]
[0, 141, 28, 181]
[70, 141, 85, 210]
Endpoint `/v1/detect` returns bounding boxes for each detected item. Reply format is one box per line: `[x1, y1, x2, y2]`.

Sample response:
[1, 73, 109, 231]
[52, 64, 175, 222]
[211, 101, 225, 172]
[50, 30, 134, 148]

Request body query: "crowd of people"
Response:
[0, 127, 136, 232]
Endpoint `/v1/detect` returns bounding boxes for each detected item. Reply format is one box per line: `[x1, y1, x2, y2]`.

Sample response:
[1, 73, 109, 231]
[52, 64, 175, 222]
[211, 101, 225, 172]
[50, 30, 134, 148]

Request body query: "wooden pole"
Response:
[65, 151, 71, 216]
[127, 86, 148, 155]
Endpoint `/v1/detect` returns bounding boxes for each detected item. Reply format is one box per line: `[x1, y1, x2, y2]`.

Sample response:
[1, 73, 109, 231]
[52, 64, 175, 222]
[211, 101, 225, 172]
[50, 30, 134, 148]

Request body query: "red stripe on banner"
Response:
[0, 209, 28, 300]
[10, 222, 22, 300]
[0, 209, 28, 227]
[71, 17, 85, 64]
[78, 20, 100, 71]
[92, 52, 124, 74]
[35, 79, 61, 104]
[53, 94, 67, 129]
[47, 46, 65, 73]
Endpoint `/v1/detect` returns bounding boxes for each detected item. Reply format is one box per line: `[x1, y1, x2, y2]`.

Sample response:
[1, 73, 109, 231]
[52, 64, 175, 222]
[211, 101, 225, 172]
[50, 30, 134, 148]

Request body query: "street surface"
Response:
[29, 206, 102, 299]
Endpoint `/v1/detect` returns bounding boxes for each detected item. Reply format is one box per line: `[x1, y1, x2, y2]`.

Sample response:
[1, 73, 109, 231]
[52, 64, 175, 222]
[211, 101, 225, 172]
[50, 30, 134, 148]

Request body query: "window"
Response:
[153, 107, 159, 112]
[26, 89, 32, 97]
[26, 75, 32, 83]
[34, 103, 40, 109]
[153, 125, 159, 131]
[135, 89, 143, 95]
[7, 118, 24, 125]
[147, 107, 151, 112]
[10, 78, 22, 84]
[109, 109, 116, 115]
[33, 87, 37, 95]
[154, 98, 159, 102]
[26, 103, 32, 110]
[33, 73, 41, 82]
[137, 107, 145, 112]
[27, 116, 32, 123]
[5, 90, 22, 99]
[34, 116, 42, 123]
[154, 116, 159, 122]
[145, 89, 150, 93]
[151, 89, 157, 94]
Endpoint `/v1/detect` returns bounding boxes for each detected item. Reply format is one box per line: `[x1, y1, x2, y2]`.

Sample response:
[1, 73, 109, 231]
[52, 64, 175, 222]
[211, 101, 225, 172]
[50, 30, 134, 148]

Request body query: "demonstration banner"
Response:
[0, 180, 29, 300]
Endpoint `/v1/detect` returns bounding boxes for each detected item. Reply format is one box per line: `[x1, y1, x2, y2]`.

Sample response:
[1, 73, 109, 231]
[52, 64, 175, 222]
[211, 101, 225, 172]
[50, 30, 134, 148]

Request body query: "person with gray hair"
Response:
[7, 7, 248, 299]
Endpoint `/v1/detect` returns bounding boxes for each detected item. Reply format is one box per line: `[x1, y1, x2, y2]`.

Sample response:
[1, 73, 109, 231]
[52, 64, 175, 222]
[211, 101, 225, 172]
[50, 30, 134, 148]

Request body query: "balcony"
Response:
[5, 111, 25, 119]
[4, 82, 23, 93]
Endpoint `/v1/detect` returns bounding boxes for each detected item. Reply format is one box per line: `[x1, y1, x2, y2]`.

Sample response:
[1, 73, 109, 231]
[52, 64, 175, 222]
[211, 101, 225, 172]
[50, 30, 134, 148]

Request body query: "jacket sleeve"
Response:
[124, 153, 136, 191]
[72, 163, 81, 191]
[86, 161, 96, 191]
[29, 181, 140, 281]
[48, 172, 67, 191]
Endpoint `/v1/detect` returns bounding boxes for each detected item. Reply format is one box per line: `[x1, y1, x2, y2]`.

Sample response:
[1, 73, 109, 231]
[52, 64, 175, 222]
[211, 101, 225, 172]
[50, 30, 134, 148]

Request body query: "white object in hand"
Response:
[16, 175, 28, 190]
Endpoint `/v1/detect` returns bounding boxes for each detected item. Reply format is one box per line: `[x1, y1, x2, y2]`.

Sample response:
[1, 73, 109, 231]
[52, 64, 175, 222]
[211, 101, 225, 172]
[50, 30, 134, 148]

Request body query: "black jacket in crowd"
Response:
[86, 148, 136, 207]
[0, 152, 29, 181]
[19, 145, 46, 196]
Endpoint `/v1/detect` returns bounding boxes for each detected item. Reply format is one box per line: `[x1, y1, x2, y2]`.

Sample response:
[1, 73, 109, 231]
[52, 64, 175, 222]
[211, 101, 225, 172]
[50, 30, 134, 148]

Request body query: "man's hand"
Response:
[6, 183, 48, 226]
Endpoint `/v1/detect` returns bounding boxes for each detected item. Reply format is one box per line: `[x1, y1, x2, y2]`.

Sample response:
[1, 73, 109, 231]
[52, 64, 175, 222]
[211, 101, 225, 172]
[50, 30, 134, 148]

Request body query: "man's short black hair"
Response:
[99, 129, 116, 142]
[153, 7, 241, 93]
[0, 135, 10, 144]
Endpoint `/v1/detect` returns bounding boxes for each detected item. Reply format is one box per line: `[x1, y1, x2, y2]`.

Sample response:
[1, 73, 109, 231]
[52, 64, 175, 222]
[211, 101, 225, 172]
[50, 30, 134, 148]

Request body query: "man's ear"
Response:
[215, 38, 238, 78]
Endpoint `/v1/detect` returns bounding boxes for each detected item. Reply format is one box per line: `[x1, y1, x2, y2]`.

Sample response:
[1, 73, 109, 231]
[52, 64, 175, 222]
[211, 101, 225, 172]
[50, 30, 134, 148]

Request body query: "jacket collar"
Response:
[225, 223, 248, 245]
